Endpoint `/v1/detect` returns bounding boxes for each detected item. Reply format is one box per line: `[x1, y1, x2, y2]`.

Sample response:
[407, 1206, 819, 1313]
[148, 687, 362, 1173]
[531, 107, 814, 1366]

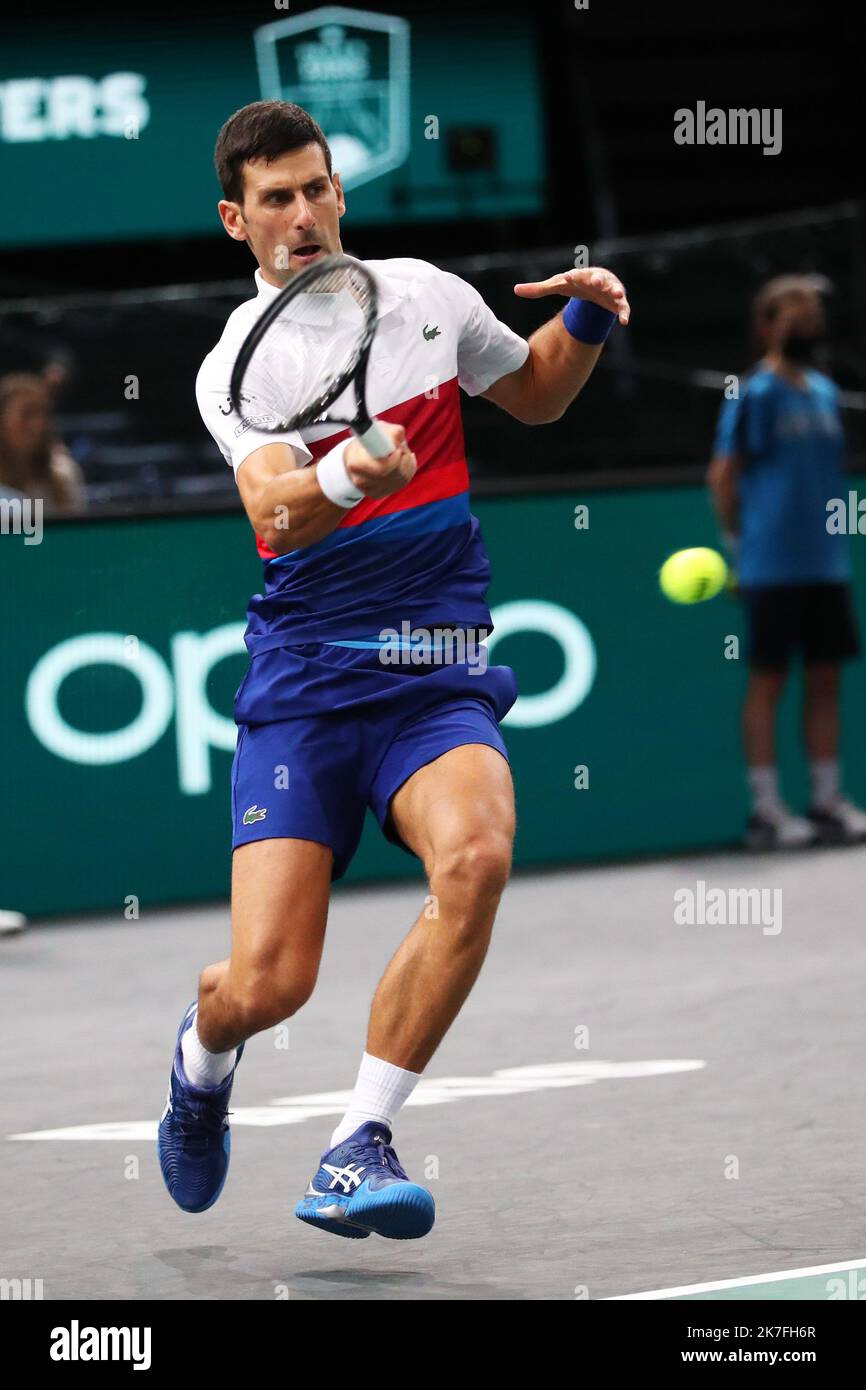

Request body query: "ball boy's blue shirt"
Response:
[713, 366, 851, 587]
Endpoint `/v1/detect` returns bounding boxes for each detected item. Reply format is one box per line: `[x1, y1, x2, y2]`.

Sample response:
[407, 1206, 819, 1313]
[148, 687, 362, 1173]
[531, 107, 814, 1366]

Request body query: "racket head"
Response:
[229, 253, 379, 435]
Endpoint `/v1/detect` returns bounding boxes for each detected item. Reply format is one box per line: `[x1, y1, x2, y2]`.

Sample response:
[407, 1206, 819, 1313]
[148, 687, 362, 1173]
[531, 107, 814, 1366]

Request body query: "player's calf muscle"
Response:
[193, 840, 333, 1048]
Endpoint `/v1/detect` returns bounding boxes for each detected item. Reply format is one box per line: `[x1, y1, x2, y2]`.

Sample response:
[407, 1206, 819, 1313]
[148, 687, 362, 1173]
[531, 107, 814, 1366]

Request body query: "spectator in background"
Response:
[708, 275, 866, 849]
[0, 372, 85, 514]
[1, 366, 81, 937]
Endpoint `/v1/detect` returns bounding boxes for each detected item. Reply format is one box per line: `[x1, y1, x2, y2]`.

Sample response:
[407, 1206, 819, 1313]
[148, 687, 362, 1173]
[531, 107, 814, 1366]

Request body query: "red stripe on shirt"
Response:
[255, 376, 467, 558]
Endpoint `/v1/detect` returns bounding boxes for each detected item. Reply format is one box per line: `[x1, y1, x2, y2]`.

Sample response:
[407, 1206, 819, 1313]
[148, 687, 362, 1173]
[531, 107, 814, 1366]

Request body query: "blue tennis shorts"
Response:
[230, 643, 517, 879]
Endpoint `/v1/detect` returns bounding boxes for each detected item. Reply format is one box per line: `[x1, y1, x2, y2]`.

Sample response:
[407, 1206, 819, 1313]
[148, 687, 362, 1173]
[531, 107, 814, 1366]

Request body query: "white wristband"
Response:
[315, 439, 364, 508]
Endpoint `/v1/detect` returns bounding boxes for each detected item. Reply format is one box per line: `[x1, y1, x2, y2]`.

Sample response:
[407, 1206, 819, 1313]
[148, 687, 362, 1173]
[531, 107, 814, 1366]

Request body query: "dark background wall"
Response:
[2, 0, 856, 293]
[1, 0, 860, 497]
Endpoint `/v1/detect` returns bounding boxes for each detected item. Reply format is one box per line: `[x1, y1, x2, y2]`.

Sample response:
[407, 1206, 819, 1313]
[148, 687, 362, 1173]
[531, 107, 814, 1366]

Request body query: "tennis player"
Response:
[158, 100, 629, 1239]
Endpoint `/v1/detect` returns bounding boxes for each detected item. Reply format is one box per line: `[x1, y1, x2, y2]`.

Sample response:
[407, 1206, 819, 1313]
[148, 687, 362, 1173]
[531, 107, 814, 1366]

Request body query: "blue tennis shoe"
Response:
[157, 1001, 244, 1213]
[296, 1120, 435, 1240]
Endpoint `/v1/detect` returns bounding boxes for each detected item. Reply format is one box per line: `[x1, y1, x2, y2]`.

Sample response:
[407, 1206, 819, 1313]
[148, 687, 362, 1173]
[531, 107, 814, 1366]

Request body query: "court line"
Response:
[7, 1058, 706, 1140]
[607, 1256, 866, 1299]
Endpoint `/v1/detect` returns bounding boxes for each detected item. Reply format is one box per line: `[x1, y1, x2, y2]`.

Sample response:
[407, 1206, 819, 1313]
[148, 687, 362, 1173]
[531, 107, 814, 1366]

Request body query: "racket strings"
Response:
[232, 255, 379, 434]
[308, 262, 375, 309]
[268, 265, 375, 425]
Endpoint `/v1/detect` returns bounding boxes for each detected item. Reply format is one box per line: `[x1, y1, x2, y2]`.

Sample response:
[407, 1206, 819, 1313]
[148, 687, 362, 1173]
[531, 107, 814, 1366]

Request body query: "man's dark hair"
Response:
[752, 274, 824, 330]
[214, 101, 332, 205]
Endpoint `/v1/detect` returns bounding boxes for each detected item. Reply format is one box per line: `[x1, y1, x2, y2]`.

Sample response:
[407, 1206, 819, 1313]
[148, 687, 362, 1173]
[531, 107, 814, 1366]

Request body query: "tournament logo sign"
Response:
[253, 6, 410, 192]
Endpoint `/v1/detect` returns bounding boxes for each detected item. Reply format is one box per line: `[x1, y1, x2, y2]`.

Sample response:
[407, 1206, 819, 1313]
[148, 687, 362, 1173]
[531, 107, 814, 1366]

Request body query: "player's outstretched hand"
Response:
[345, 422, 417, 499]
[513, 267, 630, 326]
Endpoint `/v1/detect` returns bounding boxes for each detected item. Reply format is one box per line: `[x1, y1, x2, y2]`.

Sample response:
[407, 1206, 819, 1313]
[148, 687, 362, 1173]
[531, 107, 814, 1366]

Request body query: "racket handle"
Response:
[356, 418, 393, 459]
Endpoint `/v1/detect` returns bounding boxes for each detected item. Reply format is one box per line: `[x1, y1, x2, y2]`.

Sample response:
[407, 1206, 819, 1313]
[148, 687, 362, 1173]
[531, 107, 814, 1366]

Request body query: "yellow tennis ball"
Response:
[659, 547, 728, 604]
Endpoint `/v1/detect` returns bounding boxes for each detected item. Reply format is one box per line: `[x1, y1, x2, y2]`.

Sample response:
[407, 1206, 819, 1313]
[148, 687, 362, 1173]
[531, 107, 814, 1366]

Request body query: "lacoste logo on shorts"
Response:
[243, 805, 268, 825]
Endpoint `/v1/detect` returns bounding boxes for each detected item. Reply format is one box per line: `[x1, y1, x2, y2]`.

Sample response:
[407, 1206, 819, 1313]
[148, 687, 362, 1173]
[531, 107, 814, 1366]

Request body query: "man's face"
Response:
[766, 293, 825, 352]
[218, 143, 345, 284]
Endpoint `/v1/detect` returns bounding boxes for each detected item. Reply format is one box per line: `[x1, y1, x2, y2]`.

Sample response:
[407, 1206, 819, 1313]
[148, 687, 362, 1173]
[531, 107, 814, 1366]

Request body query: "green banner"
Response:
[2, 483, 865, 917]
[0, 7, 543, 248]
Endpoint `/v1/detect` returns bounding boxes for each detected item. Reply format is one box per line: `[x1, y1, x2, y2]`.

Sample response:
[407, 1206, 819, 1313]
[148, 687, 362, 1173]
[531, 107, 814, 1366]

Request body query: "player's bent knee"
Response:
[233, 968, 317, 1034]
[429, 831, 513, 900]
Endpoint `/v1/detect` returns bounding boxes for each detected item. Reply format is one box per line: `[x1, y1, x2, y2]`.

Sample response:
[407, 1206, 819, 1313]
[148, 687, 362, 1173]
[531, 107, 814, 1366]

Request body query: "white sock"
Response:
[180, 1011, 237, 1089]
[329, 1051, 422, 1149]
[748, 764, 783, 817]
[810, 758, 840, 811]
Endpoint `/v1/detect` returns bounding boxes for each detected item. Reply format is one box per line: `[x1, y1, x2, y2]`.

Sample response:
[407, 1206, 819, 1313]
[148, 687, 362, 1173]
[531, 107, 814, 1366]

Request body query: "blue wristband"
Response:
[562, 297, 616, 345]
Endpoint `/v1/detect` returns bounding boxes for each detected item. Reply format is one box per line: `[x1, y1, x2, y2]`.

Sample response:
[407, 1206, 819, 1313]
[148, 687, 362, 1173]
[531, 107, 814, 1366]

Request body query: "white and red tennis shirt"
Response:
[196, 256, 529, 653]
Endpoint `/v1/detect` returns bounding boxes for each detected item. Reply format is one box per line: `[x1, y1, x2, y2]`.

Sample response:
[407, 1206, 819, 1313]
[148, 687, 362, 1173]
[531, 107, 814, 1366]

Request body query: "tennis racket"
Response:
[229, 253, 393, 459]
